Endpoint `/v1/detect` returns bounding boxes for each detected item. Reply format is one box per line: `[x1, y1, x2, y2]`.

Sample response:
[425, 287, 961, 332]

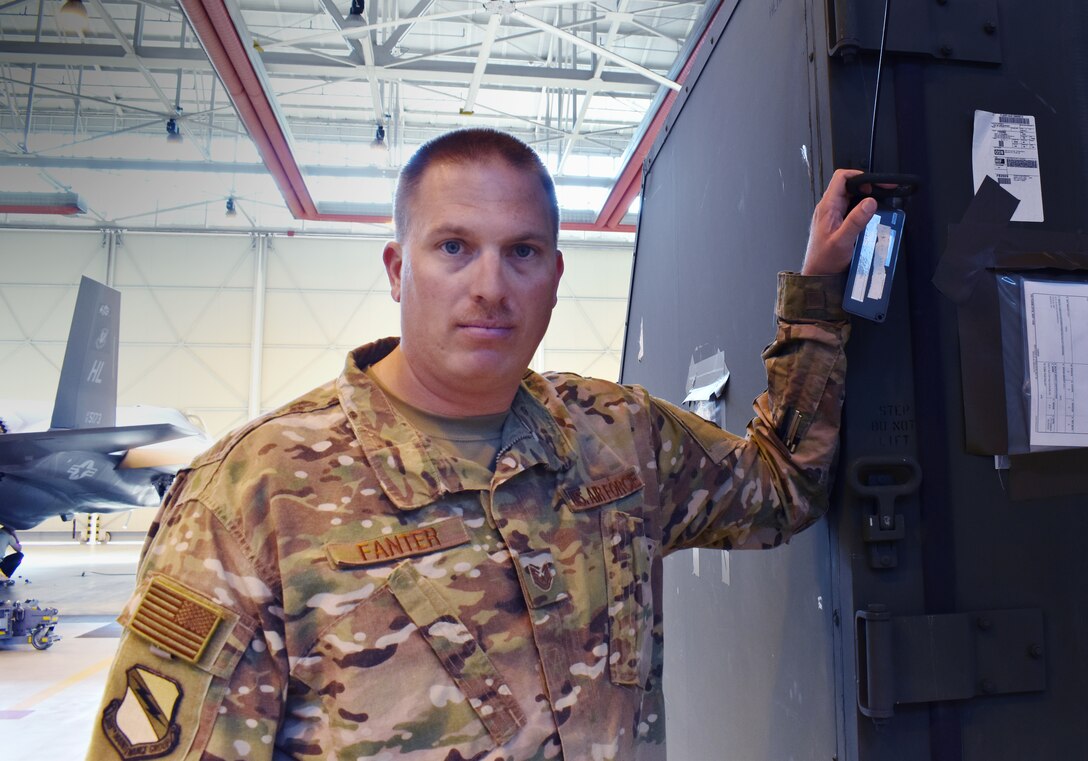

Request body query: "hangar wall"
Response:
[0, 227, 632, 533]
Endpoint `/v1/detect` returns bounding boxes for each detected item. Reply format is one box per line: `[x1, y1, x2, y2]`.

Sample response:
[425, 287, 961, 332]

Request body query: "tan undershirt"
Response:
[366, 368, 508, 471]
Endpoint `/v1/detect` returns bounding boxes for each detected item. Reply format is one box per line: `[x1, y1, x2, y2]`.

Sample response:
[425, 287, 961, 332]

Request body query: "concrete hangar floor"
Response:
[1, 533, 140, 760]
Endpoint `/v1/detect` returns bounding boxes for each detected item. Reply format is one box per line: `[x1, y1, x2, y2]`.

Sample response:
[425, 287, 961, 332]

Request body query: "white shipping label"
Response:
[972, 110, 1043, 222]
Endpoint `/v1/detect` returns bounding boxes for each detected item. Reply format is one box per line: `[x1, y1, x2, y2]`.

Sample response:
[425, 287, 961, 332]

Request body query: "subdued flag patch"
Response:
[102, 665, 182, 760]
[130, 577, 222, 664]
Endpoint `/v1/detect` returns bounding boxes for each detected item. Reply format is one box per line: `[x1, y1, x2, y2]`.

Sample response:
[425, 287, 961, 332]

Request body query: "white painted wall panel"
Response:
[114, 234, 255, 289]
[262, 235, 399, 411]
[1, 230, 633, 440]
[114, 233, 256, 436]
[0, 231, 107, 399]
[0, 228, 633, 533]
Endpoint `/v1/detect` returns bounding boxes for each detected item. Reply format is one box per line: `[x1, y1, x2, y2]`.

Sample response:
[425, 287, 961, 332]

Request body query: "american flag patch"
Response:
[130, 577, 222, 664]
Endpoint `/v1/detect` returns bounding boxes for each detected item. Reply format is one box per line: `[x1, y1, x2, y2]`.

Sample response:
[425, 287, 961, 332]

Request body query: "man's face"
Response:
[383, 158, 564, 401]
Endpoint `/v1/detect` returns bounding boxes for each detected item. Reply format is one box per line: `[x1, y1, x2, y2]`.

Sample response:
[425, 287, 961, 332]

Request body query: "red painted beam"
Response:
[595, 0, 726, 230]
[561, 221, 636, 233]
[0, 204, 85, 215]
[180, 0, 717, 232]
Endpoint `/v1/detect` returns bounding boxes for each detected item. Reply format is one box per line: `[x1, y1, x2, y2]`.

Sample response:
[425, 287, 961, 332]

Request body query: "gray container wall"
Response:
[620, 1, 1088, 760]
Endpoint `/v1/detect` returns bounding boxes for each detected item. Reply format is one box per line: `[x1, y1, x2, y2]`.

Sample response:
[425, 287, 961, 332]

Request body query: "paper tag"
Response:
[972, 110, 1043, 222]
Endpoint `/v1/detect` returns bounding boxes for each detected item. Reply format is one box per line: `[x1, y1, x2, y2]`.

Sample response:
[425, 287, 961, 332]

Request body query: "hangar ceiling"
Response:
[0, 0, 715, 233]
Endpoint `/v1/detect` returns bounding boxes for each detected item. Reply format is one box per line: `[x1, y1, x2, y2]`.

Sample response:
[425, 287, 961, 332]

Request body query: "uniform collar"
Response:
[337, 339, 576, 510]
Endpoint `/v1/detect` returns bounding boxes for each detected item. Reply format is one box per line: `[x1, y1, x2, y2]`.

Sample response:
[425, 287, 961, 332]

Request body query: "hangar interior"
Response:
[9, 0, 1088, 759]
[0, 0, 715, 757]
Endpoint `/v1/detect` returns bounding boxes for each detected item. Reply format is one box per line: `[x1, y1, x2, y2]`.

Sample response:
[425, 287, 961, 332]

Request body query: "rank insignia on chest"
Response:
[516, 550, 569, 608]
[526, 561, 556, 591]
[326, 516, 470, 568]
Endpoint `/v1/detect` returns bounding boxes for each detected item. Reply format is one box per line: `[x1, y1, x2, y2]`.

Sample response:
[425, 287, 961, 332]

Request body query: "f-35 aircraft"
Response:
[0, 277, 210, 530]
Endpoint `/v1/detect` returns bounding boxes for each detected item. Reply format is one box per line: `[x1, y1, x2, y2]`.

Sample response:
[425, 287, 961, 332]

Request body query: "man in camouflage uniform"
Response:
[87, 128, 876, 761]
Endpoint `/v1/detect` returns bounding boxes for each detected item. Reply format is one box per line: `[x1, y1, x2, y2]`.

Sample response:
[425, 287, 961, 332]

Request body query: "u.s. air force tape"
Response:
[562, 468, 644, 512]
[325, 516, 470, 569]
[129, 577, 223, 665]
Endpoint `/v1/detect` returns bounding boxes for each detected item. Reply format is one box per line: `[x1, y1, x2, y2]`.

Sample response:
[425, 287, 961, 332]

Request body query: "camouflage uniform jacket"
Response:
[87, 272, 849, 761]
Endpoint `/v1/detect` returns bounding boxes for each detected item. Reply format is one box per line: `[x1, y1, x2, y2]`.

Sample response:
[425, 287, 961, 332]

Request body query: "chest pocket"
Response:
[602, 510, 657, 687]
[387, 562, 526, 745]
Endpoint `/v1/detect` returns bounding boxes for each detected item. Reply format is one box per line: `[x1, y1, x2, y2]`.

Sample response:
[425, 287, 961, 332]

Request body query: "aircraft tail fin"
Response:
[50, 276, 121, 430]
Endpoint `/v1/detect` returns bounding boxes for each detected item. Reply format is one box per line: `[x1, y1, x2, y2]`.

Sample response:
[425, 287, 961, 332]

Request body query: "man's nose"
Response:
[469, 249, 507, 302]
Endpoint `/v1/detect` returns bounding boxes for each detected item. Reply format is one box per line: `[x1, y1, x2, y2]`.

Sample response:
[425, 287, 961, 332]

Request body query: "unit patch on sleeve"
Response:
[562, 468, 644, 512]
[325, 516, 471, 569]
[101, 665, 182, 760]
[129, 576, 223, 664]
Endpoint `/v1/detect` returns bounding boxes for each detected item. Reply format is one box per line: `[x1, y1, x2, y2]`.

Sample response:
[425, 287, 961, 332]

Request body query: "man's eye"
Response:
[513, 244, 536, 259]
[441, 241, 463, 255]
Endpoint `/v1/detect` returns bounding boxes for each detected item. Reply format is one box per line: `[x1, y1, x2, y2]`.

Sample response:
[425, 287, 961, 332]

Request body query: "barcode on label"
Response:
[998, 115, 1031, 125]
[997, 177, 1012, 185]
[1007, 158, 1038, 168]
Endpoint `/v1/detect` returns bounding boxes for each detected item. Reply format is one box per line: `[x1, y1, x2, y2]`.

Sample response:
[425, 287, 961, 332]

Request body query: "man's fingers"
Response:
[836, 197, 877, 244]
[802, 169, 877, 275]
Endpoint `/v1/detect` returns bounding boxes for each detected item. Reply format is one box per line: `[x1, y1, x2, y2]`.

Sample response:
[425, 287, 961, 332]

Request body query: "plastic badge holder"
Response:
[843, 173, 919, 323]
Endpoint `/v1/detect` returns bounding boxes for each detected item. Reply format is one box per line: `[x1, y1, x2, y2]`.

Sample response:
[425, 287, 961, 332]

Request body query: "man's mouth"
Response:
[458, 321, 515, 337]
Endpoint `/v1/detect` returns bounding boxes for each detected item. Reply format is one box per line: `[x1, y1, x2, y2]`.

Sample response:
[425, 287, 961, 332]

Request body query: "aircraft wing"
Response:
[0, 423, 191, 468]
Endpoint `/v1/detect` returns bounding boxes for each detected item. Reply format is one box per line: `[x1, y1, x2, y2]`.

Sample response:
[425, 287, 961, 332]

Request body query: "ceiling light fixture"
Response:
[57, 0, 90, 34]
[370, 124, 387, 151]
[166, 118, 182, 142]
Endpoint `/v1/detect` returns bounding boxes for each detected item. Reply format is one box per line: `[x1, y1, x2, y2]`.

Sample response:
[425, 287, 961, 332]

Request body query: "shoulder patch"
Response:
[101, 665, 182, 760]
[129, 577, 222, 665]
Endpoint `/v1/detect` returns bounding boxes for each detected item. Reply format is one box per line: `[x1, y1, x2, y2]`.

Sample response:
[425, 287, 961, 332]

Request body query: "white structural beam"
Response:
[0, 43, 662, 94]
[257, 0, 588, 52]
[84, 0, 178, 115]
[317, 0, 385, 126]
[558, 0, 630, 172]
[513, 10, 680, 93]
[248, 234, 268, 420]
[462, 12, 501, 115]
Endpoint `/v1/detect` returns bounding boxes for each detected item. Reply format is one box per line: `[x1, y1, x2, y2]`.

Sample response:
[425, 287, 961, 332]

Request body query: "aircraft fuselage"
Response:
[0, 449, 167, 529]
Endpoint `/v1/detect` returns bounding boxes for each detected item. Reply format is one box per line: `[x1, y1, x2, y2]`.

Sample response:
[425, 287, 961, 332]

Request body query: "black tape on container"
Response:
[935, 177, 1088, 499]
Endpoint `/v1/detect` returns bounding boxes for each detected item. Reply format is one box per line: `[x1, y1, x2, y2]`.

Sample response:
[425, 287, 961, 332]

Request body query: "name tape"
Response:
[326, 516, 470, 569]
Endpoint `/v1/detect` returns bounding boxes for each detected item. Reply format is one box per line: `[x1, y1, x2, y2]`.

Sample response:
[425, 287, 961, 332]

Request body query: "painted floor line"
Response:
[10, 656, 114, 711]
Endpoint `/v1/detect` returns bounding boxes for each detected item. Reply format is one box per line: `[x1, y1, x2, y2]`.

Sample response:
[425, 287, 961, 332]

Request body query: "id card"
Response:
[844, 208, 905, 322]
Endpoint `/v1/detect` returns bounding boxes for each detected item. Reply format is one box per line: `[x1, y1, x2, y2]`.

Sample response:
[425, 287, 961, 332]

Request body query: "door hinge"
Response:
[855, 606, 1047, 721]
[826, 0, 1002, 64]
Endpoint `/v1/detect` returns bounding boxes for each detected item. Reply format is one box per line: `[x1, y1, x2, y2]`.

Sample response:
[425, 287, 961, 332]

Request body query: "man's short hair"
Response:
[393, 128, 560, 243]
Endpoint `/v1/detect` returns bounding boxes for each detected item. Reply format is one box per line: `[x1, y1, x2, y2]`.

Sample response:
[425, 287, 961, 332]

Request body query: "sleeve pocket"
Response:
[602, 511, 657, 687]
[388, 561, 526, 746]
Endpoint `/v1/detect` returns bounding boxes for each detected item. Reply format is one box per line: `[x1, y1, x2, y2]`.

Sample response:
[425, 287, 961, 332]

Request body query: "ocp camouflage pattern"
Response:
[87, 272, 850, 761]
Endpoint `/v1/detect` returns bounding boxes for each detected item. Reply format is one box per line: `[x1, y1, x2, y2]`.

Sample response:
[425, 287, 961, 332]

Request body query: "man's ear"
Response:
[552, 250, 564, 306]
[383, 241, 404, 303]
